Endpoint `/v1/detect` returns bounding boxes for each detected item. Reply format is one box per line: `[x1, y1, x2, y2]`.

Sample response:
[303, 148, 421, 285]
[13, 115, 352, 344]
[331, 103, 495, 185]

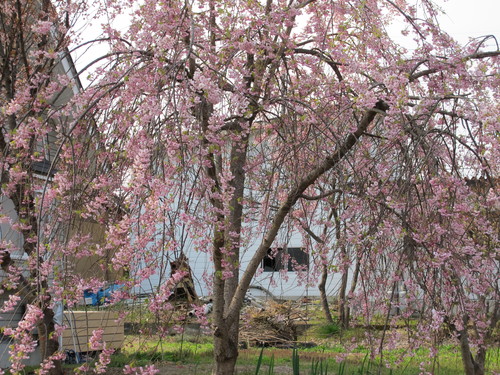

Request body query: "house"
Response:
[134, 224, 346, 301]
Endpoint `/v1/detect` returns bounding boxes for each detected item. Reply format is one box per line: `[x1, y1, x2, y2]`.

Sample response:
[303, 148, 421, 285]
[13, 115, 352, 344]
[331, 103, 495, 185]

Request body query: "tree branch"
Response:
[225, 100, 389, 325]
[409, 50, 500, 82]
[293, 48, 343, 81]
[299, 189, 343, 200]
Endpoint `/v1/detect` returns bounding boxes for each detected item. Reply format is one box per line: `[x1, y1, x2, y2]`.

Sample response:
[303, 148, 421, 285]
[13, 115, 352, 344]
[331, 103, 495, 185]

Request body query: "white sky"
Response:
[435, 0, 500, 45]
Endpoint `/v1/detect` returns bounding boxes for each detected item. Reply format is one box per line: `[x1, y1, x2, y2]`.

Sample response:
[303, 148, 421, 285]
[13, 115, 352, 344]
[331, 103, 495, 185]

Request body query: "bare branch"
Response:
[298, 220, 325, 244]
[409, 50, 500, 81]
[299, 189, 343, 200]
[294, 48, 344, 81]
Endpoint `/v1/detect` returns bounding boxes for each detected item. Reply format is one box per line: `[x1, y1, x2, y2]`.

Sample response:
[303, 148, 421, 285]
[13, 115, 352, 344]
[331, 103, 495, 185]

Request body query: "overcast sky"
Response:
[435, 0, 500, 44]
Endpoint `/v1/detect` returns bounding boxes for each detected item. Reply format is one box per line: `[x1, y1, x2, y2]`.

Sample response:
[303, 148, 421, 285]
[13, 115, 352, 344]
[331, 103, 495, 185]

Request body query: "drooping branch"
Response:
[383, 0, 425, 39]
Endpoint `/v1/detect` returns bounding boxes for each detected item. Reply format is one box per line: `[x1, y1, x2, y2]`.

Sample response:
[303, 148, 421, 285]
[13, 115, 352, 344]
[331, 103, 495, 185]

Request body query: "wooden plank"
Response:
[63, 333, 125, 343]
[61, 333, 124, 345]
[61, 334, 124, 350]
[63, 318, 120, 330]
[61, 337, 124, 351]
[64, 311, 120, 321]
[65, 326, 123, 337]
[63, 311, 121, 327]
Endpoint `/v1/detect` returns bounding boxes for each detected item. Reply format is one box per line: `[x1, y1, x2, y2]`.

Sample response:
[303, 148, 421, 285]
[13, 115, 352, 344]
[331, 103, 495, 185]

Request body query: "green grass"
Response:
[314, 322, 341, 338]
[246, 347, 499, 375]
[102, 334, 500, 375]
[110, 335, 214, 367]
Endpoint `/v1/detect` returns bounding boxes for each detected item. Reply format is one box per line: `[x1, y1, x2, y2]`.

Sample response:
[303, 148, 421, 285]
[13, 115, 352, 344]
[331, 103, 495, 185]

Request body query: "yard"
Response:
[63, 300, 500, 375]
[92, 332, 500, 374]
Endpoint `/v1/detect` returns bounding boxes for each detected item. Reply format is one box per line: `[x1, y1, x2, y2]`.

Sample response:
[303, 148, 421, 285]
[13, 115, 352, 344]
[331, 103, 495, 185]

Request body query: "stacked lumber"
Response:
[61, 311, 124, 352]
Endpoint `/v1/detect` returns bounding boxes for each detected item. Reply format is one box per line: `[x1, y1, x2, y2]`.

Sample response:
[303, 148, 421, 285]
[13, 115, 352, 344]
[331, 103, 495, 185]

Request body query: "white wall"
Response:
[135, 226, 347, 300]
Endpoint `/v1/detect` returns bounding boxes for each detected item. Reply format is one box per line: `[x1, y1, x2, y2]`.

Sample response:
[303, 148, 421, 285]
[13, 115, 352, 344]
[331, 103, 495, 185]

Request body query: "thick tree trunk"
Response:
[199, 68, 250, 373]
[345, 256, 360, 328]
[319, 264, 334, 323]
[213, 321, 239, 375]
[38, 306, 63, 375]
[213, 358, 238, 375]
[337, 263, 349, 329]
[458, 327, 484, 375]
[446, 314, 488, 375]
[213, 134, 248, 375]
[197, 89, 235, 374]
[447, 296, 498, 375]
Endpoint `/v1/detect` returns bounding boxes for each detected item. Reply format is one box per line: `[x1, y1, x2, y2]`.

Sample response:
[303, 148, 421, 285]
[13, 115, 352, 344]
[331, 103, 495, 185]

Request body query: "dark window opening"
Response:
[262, 247, 308, 272]
[287, 247, 309, 271]
[262, 248, 282, 272]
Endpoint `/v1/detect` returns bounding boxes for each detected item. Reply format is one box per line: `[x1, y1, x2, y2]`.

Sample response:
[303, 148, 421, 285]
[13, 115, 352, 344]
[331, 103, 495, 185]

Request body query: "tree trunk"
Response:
[319, 264, 334, 323]
[447, 294, 498, 375]
[213, 320, 239, 375]
[213, 133, 249, 375]
[38, 306, 63, 375]
[338, 263, 349, 329]
[0, 252, 62, 373]
[0, 193, 62, 373]
[458, 327, 483, 375]
[314, 210, 335, 324]
[447, 315, 485, 375]
[345, 256, 360, 328]
[332, 203, 349, 329]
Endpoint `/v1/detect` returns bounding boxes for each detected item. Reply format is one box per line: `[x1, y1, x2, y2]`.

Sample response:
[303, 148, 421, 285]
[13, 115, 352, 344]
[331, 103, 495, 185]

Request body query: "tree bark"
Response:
[332, 198, 349, 329]
[319, 264, 334, 323]
[38, 306, 63, 375]
[345, 256, 360, 328]
[213, 321, 239, 375]
[446, 315, 488, 375]
[458, 325, 483, 375]
[338, 263, 349, 329]
[215, 133, 249, 374]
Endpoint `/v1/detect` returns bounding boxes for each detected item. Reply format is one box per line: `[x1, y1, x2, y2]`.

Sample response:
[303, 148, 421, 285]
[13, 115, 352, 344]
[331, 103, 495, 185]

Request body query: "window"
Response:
[262, 248, 283, 272]
[262, 247, 308, 272]
[287, 247, 309, 271]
